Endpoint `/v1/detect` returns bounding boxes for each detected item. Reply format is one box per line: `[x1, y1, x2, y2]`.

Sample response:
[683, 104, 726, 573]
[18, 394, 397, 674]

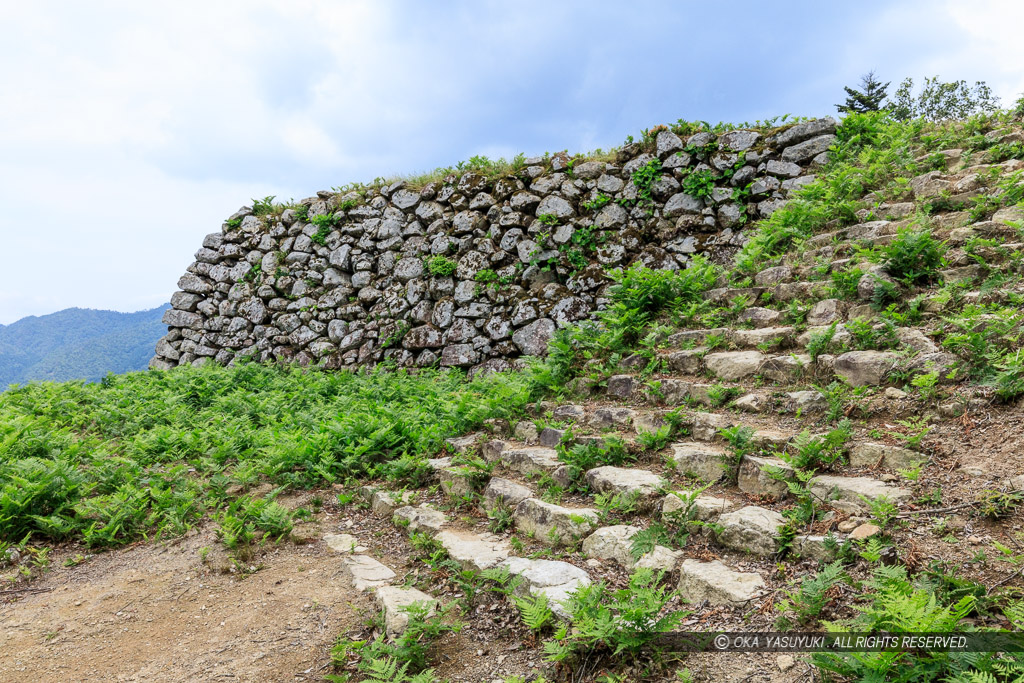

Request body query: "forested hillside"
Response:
[0, 305, 169, 387]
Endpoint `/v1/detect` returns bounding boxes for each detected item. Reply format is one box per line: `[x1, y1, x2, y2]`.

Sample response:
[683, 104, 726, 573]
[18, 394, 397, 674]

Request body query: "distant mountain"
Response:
[0, 305, 170, 388]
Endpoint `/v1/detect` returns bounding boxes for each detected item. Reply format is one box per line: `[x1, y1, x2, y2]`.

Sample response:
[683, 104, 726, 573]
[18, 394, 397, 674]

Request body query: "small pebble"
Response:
[777, 654, 796, 671]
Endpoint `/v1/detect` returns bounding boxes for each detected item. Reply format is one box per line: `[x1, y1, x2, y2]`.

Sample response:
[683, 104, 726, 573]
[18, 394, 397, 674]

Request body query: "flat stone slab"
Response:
[678, 559, 765, 605]
[834, 350, 898, 387]
[670, 442, 728, 483]
[809, 475, 910, 512]
[662, 491, 736, 522]
[759, 354, 812, 383]
[666, 349, 705, 374]
[435, 529, 509, 571]
[501, 446, 560, 477]
[582, 525, 641, 566]
[588, 407, 636, 429]
[848, 442, 926, 470]
[514, 498, 599, 546]
[482, 477, 533, 511]
[634, 545, 684, 572]
[393, 504, 448, 536]
[375, 585, 436, 637]
[704, 351, 765, 381]
[500, 557, 591, 618]
[737, 455, 793, 500]
[324, 533, 365, 554]
[585, 466, 668, 508]
[716, 505, 787, 556]
[691, 411, 735, 441]
[729, 326, 794, 351]
[341, 554, 396, 592]
[371, 490, 415, 517]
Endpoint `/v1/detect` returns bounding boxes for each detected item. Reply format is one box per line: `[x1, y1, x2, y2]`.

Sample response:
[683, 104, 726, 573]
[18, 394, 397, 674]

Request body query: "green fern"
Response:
[513, 592, 554, 632]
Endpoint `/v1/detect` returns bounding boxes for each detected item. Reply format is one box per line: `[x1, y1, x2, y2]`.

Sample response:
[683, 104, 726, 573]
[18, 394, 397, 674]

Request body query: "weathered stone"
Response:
[482, 477, 533, 511]
[435, 530, 509, 571]
[754, 266, 792, 286]
[738, 307, 782, 328]
[501, 446, 559, 477]
[782, 134, 836, 163]
[666, 349, 705, 374]
[585, 467, 668, 507]
[678, 559, 765, 605]
[582, 525, 641, 566]
[773, 118, 836, 147]
[809, 475, 910, 512]
[718, 130, 761, 151]
[662, 491, 736, 522]
[340, 554, 396, 592]
[372, 490, 415, 517]
[375, 585, 436, 637]
[393, 504, 448, 535]
[324, 533, 362, 554]
[737, 456, 793, 500]
[588, 407, 636, 429]
[793, 535, 836, 562]
[849, 523, 881, 540]
[849, 442, 926, 469]
[716, 506, 786, 556]
[670, 442, 727, 483]
[500, 557, 591, 619]
[606, 374, 636, 398]
[704, 351, 765, 381]
[807, 299, 846, 326]
[834, 351, 897, 387]
[786, 390, 826, 412]
[512, 318, 556, 356]
[513, 498, 599, 546]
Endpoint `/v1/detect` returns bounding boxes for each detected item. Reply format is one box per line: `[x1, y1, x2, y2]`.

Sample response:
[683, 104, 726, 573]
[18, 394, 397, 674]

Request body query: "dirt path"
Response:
[0, 527, 372, 683]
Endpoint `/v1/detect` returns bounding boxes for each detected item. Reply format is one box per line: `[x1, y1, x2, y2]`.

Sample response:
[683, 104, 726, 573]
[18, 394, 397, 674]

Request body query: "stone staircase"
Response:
[320, 129, 1024, 678]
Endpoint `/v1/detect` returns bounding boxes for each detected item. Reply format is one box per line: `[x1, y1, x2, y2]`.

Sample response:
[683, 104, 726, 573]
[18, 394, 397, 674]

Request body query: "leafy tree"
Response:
[889, 76, 1000, 121]
[836, 71, 890, 114]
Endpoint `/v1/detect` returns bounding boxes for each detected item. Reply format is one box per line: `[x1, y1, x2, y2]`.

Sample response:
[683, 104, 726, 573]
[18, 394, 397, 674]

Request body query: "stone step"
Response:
[809, 475, 911, 512]
[501, 446, 560, 477]
[394, 504, 448, 535]
[375, 586, 437, 637]
[715, 505, 787, 556]
[585, 466, 668, 509]
[677, 559, 766, 606]
[340, 554, 397, 592]
[581, 525, 682, 572]
[482, 477, 534, 511]
[513, 498, 600, 546]
[499, 557, 591, 619]
[435, 529, 510, 571]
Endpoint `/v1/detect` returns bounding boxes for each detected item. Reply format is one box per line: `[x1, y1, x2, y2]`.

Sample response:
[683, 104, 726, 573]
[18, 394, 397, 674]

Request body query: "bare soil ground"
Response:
[0, 523, 373, 683]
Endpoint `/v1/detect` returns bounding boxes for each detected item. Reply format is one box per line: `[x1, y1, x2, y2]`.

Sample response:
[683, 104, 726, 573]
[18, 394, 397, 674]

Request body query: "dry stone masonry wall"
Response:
[152, 118, 836, 373]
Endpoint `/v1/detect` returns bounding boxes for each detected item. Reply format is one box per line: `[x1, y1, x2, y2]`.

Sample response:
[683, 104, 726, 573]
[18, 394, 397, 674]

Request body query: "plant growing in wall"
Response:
[425, 256, 458, 277]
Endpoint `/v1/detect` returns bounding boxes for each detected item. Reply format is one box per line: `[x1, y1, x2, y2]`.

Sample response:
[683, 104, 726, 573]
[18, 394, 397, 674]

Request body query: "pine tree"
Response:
[836, 71, 890, 114]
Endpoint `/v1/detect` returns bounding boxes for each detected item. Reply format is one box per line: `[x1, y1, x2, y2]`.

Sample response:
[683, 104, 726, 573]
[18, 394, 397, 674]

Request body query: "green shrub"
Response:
[425, 256, 458, 277]
[882, 228, 947, 285]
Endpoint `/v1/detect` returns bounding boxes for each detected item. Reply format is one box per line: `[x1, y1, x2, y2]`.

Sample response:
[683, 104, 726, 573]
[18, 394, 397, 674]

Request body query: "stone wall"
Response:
[151, 118, 836, 374]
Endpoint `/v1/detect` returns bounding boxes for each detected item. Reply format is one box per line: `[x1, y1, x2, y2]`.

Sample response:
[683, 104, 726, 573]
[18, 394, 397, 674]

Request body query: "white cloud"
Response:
[1, 1, 1022, 325]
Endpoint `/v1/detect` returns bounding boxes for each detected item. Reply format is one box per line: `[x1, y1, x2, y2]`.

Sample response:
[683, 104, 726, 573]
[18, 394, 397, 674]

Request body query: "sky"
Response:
[1, 0, 1022, 325]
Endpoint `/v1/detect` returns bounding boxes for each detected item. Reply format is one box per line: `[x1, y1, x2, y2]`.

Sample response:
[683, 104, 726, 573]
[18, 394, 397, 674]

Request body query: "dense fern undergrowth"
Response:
[0, 363, 531, 547]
